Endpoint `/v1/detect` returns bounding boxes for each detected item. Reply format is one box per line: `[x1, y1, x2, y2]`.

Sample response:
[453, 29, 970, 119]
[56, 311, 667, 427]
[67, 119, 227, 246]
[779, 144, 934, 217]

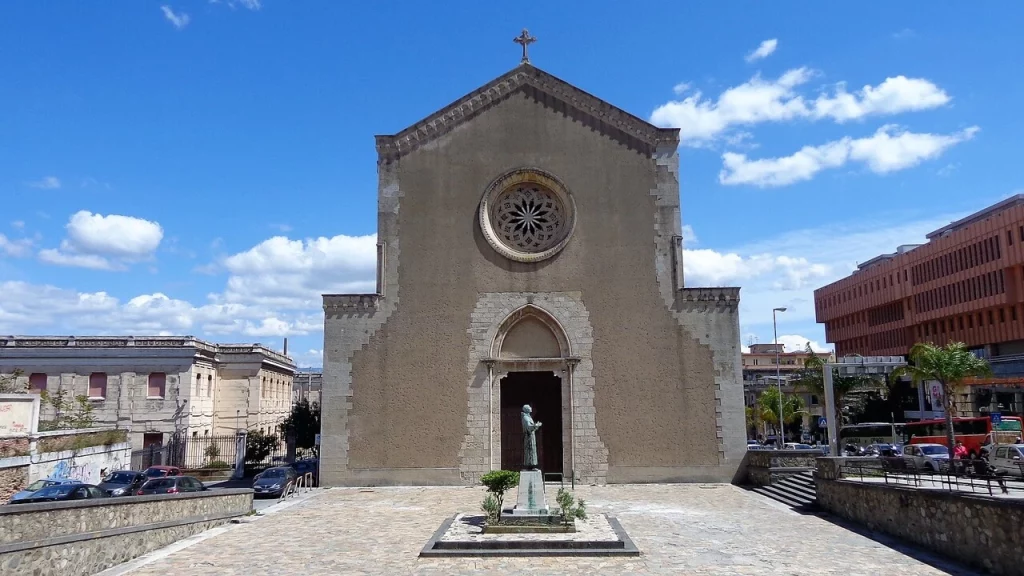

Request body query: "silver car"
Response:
[902, 443, 950, 472]
[988, 444, 1024, 477]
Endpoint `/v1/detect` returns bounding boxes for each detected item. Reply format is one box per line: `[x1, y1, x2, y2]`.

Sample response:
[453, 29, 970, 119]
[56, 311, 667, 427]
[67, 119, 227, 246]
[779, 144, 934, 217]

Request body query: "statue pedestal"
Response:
[510, 470, 550, 515]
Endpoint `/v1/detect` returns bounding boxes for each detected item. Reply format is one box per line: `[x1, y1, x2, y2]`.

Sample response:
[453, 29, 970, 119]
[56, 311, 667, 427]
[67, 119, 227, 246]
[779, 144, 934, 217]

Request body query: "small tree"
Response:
[555, 488, 587, 526]
[0, 370, 25, 393]
[282, 399, 321, 449]
[892, 342, 992, 458]
[39, 389, 94, 430]
[204, 444, 221, 463]
[745, 406, 762, 439]
[480, 470, 519, 522]
[245, 429, 279, 465]
[757, 386, 805, 438]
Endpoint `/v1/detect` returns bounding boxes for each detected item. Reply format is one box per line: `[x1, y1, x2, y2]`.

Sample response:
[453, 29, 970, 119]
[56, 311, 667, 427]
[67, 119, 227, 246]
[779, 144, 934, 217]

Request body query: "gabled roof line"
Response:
[375, 64, 679, 163]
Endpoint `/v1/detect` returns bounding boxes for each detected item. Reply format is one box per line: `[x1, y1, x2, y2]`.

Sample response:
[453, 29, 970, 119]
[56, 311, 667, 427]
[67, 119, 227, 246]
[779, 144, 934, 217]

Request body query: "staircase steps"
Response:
[750, 471, 818, 511]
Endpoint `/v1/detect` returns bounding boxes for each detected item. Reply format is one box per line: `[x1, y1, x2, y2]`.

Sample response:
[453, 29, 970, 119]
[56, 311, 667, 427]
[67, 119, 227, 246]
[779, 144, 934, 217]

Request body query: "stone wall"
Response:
[0, 488, 252, 576]
[815, 458, 1024, 576]
[744, 449, 823, 486]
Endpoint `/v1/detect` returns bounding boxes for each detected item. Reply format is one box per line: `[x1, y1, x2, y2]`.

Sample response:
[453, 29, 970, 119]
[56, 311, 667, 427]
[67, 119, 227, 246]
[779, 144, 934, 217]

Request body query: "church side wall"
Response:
[330, 90, 741, 486]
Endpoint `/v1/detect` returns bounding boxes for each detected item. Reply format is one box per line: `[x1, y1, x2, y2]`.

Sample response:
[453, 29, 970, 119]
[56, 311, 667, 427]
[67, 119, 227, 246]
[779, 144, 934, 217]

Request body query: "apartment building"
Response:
[0, 336, 296, 449]
[743, 343, 835, 439]
[813, 195, 1024, 418]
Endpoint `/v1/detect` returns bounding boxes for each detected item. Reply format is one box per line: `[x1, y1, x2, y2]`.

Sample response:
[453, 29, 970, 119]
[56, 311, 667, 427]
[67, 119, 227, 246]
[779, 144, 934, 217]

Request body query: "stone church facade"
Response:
[321, 63, 745, 486]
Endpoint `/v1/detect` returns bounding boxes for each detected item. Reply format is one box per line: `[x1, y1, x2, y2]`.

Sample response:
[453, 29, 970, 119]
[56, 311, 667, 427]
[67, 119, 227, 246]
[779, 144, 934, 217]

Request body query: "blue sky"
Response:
[2, 2, 1023, 366]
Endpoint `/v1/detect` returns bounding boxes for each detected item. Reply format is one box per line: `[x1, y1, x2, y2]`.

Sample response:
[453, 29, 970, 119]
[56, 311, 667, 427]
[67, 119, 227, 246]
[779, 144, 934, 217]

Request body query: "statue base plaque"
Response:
[510, 470, 550, 516]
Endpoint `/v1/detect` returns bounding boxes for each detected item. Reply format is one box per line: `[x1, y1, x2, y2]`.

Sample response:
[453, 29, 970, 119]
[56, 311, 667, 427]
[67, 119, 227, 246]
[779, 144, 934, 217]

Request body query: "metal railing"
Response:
[840, 458, 1024, 497]
[277, 472, 315, 502]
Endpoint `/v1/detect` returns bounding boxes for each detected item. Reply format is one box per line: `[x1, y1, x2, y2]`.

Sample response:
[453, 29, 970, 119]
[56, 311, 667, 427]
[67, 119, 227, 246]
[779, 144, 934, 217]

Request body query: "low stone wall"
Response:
[815, 458, 1024, 576]
[0, 488, 253, 576]
[744, 449, 823, 486]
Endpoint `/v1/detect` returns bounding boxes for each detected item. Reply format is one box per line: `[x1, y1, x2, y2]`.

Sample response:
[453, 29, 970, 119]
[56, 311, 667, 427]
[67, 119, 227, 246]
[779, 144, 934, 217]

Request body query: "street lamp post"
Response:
[773, 307, 787, 445]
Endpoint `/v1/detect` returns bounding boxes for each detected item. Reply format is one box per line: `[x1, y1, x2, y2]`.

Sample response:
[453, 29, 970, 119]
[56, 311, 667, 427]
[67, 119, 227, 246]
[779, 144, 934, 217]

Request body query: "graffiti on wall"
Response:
[33, 446, 129, 485]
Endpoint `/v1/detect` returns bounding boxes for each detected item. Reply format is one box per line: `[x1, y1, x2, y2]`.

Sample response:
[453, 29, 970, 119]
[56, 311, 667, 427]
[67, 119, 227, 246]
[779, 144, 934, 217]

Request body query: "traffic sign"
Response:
[991, 413, 1002, 426]
[818, 417, 827, 428]
[314, 433, 322, 446]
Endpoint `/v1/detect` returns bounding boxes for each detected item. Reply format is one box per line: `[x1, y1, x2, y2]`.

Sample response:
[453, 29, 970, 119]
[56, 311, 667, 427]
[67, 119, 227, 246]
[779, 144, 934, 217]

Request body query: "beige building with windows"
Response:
[0, 336, 295, 449]
[742, 344, 835, 440]
[321, 61, 746, 487]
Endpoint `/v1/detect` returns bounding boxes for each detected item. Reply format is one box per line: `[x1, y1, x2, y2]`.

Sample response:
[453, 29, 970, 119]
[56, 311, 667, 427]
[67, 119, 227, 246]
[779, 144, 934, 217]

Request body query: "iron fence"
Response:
[130, 433, 239, 472]
[840, 457, 1024, 497]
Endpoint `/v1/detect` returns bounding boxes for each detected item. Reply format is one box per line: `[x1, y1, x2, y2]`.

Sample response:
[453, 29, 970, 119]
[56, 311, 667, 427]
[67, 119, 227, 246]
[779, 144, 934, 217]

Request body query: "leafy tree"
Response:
[480, 470, 519, 522]
[796, 353, 880, 427]
[282, 399, 321, 450]
[757, 386, 805, 436]
[245, 429, 279, 464]
[892, 342, 992, 458]
[745, 406, 762, 439]
[0, 370, 25, 393]
[39, 389, 94, 430]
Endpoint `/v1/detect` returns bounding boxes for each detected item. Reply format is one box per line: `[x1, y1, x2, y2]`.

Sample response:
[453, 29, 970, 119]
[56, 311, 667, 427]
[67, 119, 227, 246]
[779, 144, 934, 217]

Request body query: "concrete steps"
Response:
[750, 471, 817, 511]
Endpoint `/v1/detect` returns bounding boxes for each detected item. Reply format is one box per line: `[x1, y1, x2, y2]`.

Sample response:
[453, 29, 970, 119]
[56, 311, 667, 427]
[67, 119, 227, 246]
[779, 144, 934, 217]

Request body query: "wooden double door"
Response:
[499, 371, 563, 474]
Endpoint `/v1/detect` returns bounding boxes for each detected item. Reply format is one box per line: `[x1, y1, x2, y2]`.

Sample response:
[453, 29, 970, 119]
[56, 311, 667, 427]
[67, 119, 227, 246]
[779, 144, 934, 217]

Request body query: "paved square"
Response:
[122, 484, 977, 575]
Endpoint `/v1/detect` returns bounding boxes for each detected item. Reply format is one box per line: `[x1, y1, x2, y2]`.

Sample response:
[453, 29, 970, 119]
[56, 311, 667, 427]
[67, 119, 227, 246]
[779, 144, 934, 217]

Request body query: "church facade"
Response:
[321, 63, 745, 486]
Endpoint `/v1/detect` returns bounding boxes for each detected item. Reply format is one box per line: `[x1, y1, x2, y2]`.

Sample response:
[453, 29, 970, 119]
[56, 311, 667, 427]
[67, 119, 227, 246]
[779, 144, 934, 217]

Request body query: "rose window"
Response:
[494, 186, 565, 252]
[479, 169, 576, 263]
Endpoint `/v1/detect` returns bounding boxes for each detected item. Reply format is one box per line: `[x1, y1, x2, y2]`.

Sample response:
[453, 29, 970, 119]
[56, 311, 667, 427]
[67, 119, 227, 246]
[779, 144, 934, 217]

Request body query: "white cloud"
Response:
[217, 234, 377, 308]
[672, 82, 692, 96]
[28, 176, 61, 189]
[774, 334, 832, 354]
[683, 207, 973, 349]
[160, 6, 190, 29]
[210, 0, 262, 9]
[0, 235, 33, 258]
[719, 125, 979, 187]
[65, 211, 164, 258]
[680, 224, 697, 247]
[38, 249, 120, 271]
[745, 39, 778, 63]
[37, 211, 164, 270]
[11, 221, 25, 230]
[650, 69, 952, 144]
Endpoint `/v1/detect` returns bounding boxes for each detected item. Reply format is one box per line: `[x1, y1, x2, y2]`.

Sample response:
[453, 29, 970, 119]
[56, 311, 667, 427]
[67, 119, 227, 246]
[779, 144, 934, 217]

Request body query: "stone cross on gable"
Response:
[514, 29, 536, 64]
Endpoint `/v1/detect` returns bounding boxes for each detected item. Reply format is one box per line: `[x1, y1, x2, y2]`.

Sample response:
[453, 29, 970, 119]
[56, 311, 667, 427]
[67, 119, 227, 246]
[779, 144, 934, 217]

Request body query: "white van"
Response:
[987, 444, 1024, 477]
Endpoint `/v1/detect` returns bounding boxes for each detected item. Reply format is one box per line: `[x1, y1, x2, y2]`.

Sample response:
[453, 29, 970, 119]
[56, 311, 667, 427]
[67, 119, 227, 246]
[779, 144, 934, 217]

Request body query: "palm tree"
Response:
[745, 406, 762, 439]
[891, 342, 992, 458]
[796, 354, 878, 428]
[757, 386, 805, 440]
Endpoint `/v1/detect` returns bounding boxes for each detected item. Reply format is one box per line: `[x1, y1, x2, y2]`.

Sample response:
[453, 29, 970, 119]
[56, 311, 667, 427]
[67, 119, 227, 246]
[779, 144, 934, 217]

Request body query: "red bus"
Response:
[904, 416, 1023, 457]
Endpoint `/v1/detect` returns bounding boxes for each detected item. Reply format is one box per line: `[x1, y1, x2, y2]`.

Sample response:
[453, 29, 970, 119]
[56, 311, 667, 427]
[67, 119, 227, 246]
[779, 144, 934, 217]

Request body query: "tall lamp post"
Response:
[773, 307, 787, 444]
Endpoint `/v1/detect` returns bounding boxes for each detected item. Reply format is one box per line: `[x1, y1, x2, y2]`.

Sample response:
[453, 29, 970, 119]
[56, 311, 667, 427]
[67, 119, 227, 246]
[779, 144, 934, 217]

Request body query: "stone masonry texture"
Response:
[321, 66, 746, 486]
[816, 460, 1023, 576]
[0, 489, 252, 576]
[119, 484, 975, 575]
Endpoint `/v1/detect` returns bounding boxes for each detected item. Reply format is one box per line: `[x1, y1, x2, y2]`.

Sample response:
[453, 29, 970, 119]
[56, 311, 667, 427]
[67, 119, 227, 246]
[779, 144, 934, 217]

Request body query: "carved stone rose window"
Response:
[479, 169, 576, 263]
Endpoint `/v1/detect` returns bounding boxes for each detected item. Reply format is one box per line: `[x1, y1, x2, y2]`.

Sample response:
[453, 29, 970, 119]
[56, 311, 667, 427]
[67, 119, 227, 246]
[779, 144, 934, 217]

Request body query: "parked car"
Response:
[902, 443, 951, 472]
[7, 477, 82, 504]
[137, 476, 206, 495]
[783, 443, 814, 450]
[11, 483, 106, 504]
[143, 465, 181, 478]
[291, 459, 319, 486]
[253, 466, 298, 497]
[987, 444, 1024, 477]
[98, 470, 148, 497]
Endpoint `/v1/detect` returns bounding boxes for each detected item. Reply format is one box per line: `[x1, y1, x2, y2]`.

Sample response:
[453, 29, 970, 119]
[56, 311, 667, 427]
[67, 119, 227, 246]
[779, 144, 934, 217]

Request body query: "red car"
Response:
[143, 465, 181, 478]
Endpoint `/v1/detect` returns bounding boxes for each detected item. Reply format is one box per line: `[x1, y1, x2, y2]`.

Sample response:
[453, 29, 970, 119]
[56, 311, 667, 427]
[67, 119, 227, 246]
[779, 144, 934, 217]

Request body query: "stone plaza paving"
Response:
[121, 484, 978, 575]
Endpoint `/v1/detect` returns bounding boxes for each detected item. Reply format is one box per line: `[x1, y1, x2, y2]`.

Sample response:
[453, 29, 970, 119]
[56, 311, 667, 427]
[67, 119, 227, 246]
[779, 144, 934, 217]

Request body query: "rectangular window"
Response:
[1014, 307, 1018, 322]
[1000, 308, 1006, 323]
[28, 373, 47, 392]
[988, 310, 994, 325]
[958, 316, 964, 330]
[89, 373, 107, 399]
[1009, 230, 1014, 246]
[148, 373, 166, 398]
[968, 314, 974, 328]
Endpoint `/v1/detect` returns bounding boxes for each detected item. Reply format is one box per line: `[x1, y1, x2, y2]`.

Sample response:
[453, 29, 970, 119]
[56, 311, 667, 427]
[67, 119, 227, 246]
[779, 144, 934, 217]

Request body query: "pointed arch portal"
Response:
[485, 305, 580, 480]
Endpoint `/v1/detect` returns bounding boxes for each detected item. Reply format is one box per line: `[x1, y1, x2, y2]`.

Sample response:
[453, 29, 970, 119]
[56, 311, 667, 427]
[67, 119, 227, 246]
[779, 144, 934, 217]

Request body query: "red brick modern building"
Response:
[814, 195, 1024, 417]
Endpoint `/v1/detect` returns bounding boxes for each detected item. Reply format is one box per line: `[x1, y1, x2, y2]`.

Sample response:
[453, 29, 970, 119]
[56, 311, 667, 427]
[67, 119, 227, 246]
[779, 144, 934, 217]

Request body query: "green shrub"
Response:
[207, 460, 231, 470]
[480, 470, 519, 522]
[481, 493, 499, 522]
[555, 488, 587, 526]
